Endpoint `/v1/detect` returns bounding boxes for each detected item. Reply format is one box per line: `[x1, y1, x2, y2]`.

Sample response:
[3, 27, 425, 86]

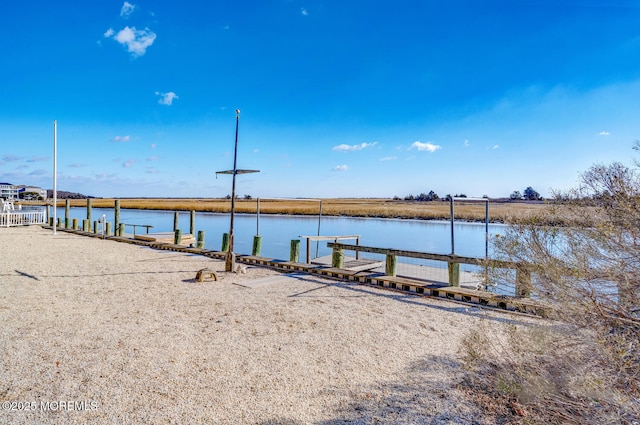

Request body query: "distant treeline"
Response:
[396, 186, 543, 202]
[46, 190, 94, 199]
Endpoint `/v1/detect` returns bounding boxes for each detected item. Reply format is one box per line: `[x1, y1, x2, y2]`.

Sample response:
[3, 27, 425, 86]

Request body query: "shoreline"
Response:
[29, 197, 549, 224]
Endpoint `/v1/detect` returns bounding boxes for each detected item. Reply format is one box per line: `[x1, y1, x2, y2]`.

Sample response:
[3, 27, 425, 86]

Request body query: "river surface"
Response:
[56, 207, 506, 262]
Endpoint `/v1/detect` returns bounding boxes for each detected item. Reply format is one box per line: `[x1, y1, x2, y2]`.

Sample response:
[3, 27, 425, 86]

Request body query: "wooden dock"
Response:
[311, 255, 383, 272]
[133, 232, 196, 246]
[311, 255, 483, 289]
[44, 225, 545, 316]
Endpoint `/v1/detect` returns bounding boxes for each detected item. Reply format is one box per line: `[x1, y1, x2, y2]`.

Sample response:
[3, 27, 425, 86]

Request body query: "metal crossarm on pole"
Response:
[215, 110, 260, 272]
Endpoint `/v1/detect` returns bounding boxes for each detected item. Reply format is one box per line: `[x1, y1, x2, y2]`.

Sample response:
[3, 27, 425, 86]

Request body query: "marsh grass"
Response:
[460, 321, 638, 424]
[53, 198, 550, 223]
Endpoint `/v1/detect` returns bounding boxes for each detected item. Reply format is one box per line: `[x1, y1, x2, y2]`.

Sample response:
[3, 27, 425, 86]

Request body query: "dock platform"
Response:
[311, 255, 482, 289]
[134, 232, 196, 246]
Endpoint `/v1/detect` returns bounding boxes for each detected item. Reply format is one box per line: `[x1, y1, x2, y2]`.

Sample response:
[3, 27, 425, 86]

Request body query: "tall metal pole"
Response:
[315, 199, 323, 258]
[485, 199, 489, 258]
[256, 197, 260, 235]
[225, 109, 240, 272]
[53, 120, 57, 236]
[449, 196, 455, 255]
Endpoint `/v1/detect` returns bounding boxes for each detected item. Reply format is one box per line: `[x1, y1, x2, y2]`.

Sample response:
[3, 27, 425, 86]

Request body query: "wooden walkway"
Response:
[133, 232, 196, 246]
[43, 225, 546, 316]
[311, 255, 483, 289]
[311, 255, 384, 272]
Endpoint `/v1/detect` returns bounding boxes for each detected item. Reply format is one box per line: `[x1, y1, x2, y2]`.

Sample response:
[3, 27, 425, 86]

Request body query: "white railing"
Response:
[0, 208, 47, 227]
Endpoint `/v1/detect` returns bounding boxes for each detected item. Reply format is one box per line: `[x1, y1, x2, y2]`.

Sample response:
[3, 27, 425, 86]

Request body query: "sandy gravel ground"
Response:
[1, 226, 527, 424]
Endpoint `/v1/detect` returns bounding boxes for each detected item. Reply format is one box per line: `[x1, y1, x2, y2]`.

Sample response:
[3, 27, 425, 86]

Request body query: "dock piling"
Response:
[331, 247, 344, 268]
[114, 200, 120, 234]
[252, 235, 262, 256]
[65, 199, 70, 229]
[447, 262, 460, 287]
[86, 198, 92, 226]
[290, 239, 300, 262]
[197, 230, 205, 249]
[385, 254, 397, 276]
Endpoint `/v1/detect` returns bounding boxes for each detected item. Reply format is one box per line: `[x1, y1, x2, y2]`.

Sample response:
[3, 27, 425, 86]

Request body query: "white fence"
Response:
[1, 209, 47, 227]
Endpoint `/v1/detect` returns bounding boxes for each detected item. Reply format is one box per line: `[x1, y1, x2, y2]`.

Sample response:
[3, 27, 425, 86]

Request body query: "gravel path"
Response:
[1, 226, 522, 424]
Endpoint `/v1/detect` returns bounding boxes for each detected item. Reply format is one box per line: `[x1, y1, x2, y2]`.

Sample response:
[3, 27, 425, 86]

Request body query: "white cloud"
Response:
[147, 155, 159, 161]
[150, 143, 157, 149]
[120, 2, 136, 18]
[155, 91, 178, 105]
[492, 144, 500, 150]
[123, 160, 136, 168]
[301, 8, 308, 16]
[69, 163, 86, 168]
[464, 140, 470, 147]
[112, 135, 131, 142]
[409, 141, 441, 152]
[26, 156, 48, 162]
[599, 131, 610, 136]
[380, 156, 397, 161]
[109, 26, 156, 57]
[2, 154, 21, 162]
[332, 142, 377, 152]
[333, 164, 348, 171]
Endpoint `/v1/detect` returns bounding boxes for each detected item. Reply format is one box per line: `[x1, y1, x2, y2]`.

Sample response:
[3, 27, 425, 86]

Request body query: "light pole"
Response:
[225, 109, 241, 272]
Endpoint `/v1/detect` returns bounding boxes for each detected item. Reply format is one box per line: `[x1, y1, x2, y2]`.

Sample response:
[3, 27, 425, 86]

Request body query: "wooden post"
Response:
[190, 210, 195, 236]
[114, 200, 120, 235]
[385, 254, 397, 276]
[86, 198, 92, 225]
[49, 217, 53, 226]
[221, 233, 229, 252]
[65, 199, 70, 229]
[306, 238, 311, 263]
[106, 222, 112, 236]
[252, 235, 262, 256]
[173, 212, 179, 231]
[93, 220, 98, 234]
[332, 247, 344, 268]
[174, 229, 182, 245]
[515, 265, 532, 297]
[72, 218, 78, 230]
[197, 230, 205, 249]
[448, 262, 460, 287]
[57, 218, 62, 228]
[290, 239, 300, 262]
[82, 219, 89, 232]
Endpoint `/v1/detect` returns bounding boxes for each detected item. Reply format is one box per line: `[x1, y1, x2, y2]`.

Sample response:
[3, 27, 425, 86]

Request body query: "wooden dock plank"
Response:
[134, 232, 195, 246]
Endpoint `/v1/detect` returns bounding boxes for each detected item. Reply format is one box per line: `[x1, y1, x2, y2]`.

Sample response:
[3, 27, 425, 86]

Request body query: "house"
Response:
[0, 182, 19, 200]
[18, 186, 47, 201]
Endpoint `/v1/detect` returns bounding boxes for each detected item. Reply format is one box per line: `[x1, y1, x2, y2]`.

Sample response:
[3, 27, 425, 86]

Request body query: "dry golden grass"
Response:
[51, 198, 549, 223]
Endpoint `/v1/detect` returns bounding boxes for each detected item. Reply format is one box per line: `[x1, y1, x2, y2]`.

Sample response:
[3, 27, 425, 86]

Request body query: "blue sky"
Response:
[1, 1, 639, 199]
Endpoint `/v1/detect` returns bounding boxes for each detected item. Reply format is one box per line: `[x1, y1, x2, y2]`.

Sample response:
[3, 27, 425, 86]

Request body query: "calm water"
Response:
[56, 207, 505, 261]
